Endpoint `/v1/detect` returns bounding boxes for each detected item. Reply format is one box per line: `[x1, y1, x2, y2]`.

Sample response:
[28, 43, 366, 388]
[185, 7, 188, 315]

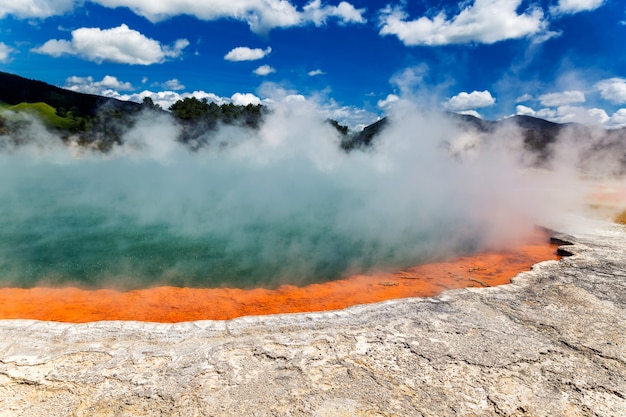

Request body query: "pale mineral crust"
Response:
[0, 217, 625, 417]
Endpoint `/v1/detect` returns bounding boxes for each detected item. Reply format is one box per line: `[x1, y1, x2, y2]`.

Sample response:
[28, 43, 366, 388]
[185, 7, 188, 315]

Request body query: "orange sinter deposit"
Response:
[0, 229, 559, 323]
[586, 182, 626, 224]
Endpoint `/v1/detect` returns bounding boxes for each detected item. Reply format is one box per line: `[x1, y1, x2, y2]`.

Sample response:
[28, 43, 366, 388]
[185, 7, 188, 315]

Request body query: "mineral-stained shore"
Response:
[0, 229, 557, 323]
[0, 216, 625, 417]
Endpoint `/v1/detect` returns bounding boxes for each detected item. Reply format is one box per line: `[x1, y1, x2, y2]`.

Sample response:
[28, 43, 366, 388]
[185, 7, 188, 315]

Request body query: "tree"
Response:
[141, 97, 161, 111]
[169, 97, 210, 121]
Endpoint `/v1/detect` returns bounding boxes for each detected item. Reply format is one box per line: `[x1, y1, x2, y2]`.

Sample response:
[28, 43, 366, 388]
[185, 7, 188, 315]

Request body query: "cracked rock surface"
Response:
[1, 217, 625, 416]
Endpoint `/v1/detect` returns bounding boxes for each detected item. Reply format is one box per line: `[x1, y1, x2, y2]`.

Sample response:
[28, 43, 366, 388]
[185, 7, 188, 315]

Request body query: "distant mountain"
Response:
[1, 70, 625, 171]
[343, 112, 569, 150]
[344, 111, 625, 164]
[340, 118, 388, 150]
[0, 71, 140, 117]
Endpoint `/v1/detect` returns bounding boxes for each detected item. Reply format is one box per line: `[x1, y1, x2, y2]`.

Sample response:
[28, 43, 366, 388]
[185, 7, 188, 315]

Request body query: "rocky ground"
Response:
[0, 216, 625, 417]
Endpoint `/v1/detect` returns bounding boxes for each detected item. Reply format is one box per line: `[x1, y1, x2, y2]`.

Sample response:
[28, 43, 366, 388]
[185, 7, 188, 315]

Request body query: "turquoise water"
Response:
[0, 207, 386, 289]
[0, 181, 459, 289]
[0, 130, 481, 290]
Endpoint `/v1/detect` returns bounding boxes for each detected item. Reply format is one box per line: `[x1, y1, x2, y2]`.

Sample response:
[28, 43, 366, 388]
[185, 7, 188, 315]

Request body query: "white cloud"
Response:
[457, 109, 483, 118]
[283, 94, 307, 103]
[224, 46, 271, 62]
[253, 65, 276, 76]
[595, 78, 626, 104]
[377, 94, 399, 109]
[104, 90, 179, 110]
[99, 86, 264, 111]
[0, 42, 14, 62]
[308, 69, 325, 76]
[515, 93, 533, 103]
[31, 39, 73, 57]
[231, 92, 262, 106]
[528, 105, 610, 126]
[606, 109, 626, 129]
[302, 0, 366, 26]
[64, 75, 134, 94]
[552, 0, 604, 14]
[90, 0, 365, 34]
[538, 90, 585, 107]
[187, 90, 229, 105]
[319, 99, 380, 129]
[0, 0, 76, 19]
[515, 104, 536, 116]
[586, 107, 610, 124]
[32, 24, 189, 65]
[1, 0, 366, 34]
[445, 90, 495, 111]
[379, 0, 547, 46]
[104, 88, 231, 110]
[162, 79, 185, 91]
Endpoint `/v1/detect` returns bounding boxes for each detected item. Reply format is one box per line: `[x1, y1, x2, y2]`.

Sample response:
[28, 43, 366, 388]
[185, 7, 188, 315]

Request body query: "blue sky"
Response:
[0, 0, 625, 128]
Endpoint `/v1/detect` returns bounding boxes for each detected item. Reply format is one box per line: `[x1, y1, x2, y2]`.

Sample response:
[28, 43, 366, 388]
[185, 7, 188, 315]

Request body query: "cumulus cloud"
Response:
[231, 92, 262, 106]
[377, 94, 400, 109]
[457, 109, 483, 118]
[302, 0, 366, 25]
[606, 108, 626, 129]
[595, 78, 626, 104]
[97, 86, 264, 111]
[89, 0, 365, 34]
[104, 90, 184, 110]
[319, 100, 379, 129]
[0, 0, 76, 19]
[0, 42, 14, 62]
[253, 65, 276, 76]
[559, 106, 608, 125]
[0, 1, 366, 38]
[162, 79, 185, 91]
[445, 90, 496, 111]
[515, 104, 536, 116]
[516, 103, 621, 127]
[379, 0, 548, 46]
[308, 69, 325, 76]
[552, 0, 604, 14]
[538, 90, 585, 107]
[32, 24, 189, 65]
[64, 75, 134, 94]
[224, 46, 271, 62]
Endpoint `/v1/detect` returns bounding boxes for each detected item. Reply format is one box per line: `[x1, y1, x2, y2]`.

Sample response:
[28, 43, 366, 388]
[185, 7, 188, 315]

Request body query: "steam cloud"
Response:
[0, 99, 620, 290]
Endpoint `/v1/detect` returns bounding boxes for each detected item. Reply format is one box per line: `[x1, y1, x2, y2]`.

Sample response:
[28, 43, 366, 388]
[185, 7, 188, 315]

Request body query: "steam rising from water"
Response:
[0, 100, 603, 289]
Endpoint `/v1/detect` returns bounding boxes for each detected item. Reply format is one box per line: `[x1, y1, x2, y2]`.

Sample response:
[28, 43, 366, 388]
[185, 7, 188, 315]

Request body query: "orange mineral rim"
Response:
[0, 229, 559, 323]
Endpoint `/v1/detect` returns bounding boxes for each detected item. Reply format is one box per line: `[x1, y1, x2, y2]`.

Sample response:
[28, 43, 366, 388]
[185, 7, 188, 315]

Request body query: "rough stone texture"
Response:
[0, 216, 625, 416]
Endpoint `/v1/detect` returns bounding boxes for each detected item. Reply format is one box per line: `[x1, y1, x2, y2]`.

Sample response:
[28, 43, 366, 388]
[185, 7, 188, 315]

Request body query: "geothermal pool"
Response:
[0, 230, 558, 322]
[0, 153, 488, 290]
[0, 108, 577, 322]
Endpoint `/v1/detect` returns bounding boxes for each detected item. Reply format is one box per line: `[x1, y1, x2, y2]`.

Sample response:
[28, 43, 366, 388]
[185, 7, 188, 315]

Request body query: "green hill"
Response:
[0, 71, 140, 117]
[0, 101, 76, 130]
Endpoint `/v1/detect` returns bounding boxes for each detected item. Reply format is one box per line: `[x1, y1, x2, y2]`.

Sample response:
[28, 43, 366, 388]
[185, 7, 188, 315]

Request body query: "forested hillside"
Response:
[0, 72, 268, 151]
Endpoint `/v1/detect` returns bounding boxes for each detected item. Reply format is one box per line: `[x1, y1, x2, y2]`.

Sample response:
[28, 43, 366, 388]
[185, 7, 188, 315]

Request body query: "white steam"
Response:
[0, 99, 622, 289]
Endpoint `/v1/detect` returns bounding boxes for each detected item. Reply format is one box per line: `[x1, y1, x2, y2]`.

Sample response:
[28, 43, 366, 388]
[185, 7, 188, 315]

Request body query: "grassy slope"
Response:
[0, 101, 75, 130]
[0, 71, 141, 118]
